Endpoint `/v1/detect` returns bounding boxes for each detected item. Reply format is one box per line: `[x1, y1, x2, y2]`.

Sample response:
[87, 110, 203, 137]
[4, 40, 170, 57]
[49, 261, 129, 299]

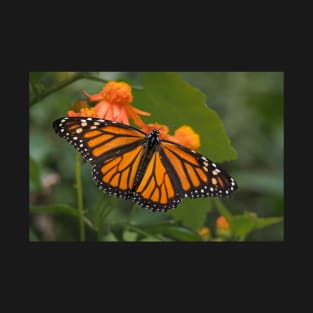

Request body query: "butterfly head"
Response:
[151, 129, 160, 136]
[147, 129, 160, 148]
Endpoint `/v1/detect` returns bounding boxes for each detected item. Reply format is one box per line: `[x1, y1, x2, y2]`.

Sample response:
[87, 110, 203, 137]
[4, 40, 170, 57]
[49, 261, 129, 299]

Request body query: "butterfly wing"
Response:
[132, 140, 237, 212]
[53, 117, 147, 199]
[53, 117, 238, 211]
[132, 148, 183, 211]
[92, 144, 145, 200]
[160, 140, 238, 199]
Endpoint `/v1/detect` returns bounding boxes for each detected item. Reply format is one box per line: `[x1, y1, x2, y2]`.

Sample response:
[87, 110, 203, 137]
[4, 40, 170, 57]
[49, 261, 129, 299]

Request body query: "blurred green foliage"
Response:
[29, 72, 284, 241]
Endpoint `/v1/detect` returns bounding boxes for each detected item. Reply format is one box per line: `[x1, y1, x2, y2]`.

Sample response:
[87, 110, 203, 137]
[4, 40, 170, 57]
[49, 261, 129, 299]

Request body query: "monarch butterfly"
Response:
[53, 117, 238, 212]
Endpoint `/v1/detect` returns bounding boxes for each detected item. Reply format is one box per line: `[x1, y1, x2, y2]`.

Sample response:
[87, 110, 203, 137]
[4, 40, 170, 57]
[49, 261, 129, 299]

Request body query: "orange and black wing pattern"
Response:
[53, 117, 238, 212]
[53, 117, 146, 200]
[131, 139, 238, 211]
[132, 148, 183, 211]
[161, 140, 237, 199]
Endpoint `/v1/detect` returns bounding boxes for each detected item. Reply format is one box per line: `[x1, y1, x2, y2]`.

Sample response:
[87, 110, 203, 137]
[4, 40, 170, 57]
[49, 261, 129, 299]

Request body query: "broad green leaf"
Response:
[131, 206, 172, 225]
[214, 199, 233, 223]
[123, 230, 138, 241]
[160, 226, 201, 241]
[29, 157, 42, 191]
[103, 232, 118, 242]
[231, 214, 256, 238]
[132, 72, 237, 162]
[254, 217, 283, 230]
[167, 198, 212, 230]
[30, 204, 79, 217]
[139, 221, 201, 241]
[230, 213, 283, 239]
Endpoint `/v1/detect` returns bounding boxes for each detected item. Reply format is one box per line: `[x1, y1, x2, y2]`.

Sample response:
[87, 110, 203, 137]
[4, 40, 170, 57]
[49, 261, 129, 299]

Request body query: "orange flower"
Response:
[166, 125, 200, 150]
[140, 123, 170, 140]
[173, 125, 200, 150]
[197, 227, 211, 237]
[83, 81, 150, 127]
[216, 216, 230, 229]
[141, 123, 200, 150]
[67, 100, 97, 118]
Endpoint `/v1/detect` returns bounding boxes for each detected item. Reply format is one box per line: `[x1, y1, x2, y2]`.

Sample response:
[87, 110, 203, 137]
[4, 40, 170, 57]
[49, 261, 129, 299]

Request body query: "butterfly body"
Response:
[53, 117, 238, 212]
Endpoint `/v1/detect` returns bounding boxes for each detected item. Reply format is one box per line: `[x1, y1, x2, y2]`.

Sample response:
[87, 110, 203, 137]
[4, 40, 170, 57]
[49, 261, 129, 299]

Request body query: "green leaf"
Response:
[132, 72, 237, 162]
[29, 157, 42, 191]
[254, 217, 283, 230]
[30, 204, 79, 217]
[214, 198, 233, 223]
[103, 232, 118, 242]
[138, 221, 201, 241]
[229, 213, 283, 239]
[123, 230, 138, 241]
[231, 214, 256, 238]
[167, 198, 212, 230]
[30, 204, 96, 231]
[161, 226, 201, 241]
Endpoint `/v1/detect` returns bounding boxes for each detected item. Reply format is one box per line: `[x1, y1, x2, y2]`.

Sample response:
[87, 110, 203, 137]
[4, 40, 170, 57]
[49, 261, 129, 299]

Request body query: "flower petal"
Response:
[130, 105, 151, 116]
[67, 110, 80, 117]
[105, 106, 114, 120]
[125, 105, 146, 127]
[173, 125, 200, 150]
[94, 100, 110, 118]
[83, 90, 104, 102]
[120, 108, 130, 125]
[112, 104, 122, 121]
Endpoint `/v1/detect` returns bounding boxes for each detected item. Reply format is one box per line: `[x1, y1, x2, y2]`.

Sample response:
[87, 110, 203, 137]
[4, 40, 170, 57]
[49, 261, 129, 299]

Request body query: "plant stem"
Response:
[127, 205, 137, 226]
[30, 73, 81, 106]
[30, 72, 143, 106]
[122, 204, 137, 235]
[76, 153, 85, 241]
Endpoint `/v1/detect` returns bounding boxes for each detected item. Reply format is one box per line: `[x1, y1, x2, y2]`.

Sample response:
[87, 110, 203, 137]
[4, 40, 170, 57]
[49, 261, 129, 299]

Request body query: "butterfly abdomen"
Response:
[132, 129, 161, 191]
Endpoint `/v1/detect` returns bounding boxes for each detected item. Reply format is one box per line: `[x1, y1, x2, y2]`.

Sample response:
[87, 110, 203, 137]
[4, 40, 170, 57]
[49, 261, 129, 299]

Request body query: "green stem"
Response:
[127, 225, 162, 240]
[76, 153, 85, 241]
[97, 206, 114, 241]
[127, 205, 137, 225]
[30, 73, 82, 106]
[123, 204, 137, 234]
[30, 72, 143, 106]
[30, 73, 110, 106]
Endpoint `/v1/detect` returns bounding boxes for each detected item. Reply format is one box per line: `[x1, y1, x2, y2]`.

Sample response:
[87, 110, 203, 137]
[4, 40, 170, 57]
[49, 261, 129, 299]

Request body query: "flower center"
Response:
[101, 81, 133, 106]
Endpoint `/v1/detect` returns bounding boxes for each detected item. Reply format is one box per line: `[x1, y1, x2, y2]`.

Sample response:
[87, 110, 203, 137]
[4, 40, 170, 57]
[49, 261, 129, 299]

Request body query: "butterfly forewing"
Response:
[161, 141, 238, 198]
[53, 117, 146, 164]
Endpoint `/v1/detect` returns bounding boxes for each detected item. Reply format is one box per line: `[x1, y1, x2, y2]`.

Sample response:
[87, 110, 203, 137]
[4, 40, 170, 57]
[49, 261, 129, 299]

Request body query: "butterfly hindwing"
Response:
[92, 144, 145, 200]
[132, 149, 182, 211]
